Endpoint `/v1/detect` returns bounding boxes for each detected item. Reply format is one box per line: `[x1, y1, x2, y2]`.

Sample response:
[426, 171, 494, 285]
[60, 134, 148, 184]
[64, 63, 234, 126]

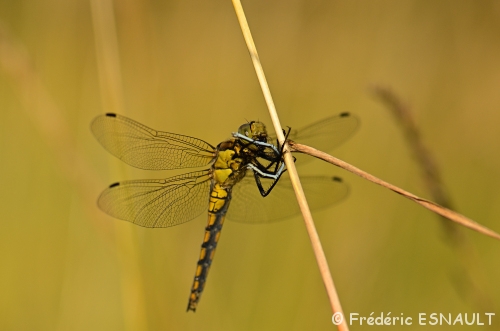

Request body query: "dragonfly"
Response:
[90, 112, 358, 312]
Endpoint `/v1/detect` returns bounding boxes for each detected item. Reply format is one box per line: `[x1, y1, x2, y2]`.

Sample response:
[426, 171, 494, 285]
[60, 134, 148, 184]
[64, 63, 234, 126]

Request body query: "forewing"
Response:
[268, 112, 359, 164]
[91, 113, 216, 170]
[288, 112, 359, 150]
[227, 172, 349, 224]
[98, 170, 212, 228]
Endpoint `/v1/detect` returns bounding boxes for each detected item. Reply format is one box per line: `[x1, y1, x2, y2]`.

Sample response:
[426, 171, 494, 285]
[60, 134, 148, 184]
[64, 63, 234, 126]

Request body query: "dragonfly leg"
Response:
[246, 127, 292, 172]
[279, 127, 292, 154]
[243, 127, 295, 196]
[252, 166, 287, 197]
[246, 162, 285, 180]
[256, 126, 292, 173]
[266, 126, 293, 171]
[232, 132, 281, 155]
[236, 127, 293, 196]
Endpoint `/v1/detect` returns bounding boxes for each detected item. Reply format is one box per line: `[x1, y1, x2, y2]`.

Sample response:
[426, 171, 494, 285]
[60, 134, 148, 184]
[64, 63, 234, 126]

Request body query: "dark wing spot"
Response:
[105, 113, 117, 117]
[332, 176, 343, 182]
[109, 182, 120, 188]
[340, 112, 350, 117]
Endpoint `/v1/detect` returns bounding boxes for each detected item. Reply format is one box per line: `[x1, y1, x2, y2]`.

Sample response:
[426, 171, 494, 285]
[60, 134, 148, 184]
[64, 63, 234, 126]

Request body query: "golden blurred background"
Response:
[1, 1, 500, 330]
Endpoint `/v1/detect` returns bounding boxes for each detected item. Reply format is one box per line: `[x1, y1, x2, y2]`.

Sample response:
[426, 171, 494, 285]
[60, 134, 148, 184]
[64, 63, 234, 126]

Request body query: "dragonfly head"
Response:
[238, 121, 268, 147]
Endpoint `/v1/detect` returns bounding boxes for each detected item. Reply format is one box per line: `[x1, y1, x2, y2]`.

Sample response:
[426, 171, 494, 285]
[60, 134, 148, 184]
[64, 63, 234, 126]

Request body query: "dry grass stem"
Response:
[290, 142, 500, 241]
[89, 1, 149, 329]
[231, 1, 348, 328]
[90, 0, 124, 114]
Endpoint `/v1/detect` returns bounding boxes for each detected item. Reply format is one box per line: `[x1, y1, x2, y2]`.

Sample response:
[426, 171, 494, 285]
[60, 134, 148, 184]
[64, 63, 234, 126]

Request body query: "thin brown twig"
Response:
[290, 142, 500, 241]
[231, 1, 348, 328]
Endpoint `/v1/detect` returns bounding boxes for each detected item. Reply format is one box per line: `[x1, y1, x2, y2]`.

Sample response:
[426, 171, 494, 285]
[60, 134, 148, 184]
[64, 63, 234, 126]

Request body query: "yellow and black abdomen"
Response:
[186, 182, 232, 312]
[186, 146, 244, 312]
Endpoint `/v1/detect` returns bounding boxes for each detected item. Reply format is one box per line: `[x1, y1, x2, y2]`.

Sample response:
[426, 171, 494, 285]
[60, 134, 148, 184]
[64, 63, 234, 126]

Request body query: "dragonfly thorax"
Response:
[213, 140, 250, 188]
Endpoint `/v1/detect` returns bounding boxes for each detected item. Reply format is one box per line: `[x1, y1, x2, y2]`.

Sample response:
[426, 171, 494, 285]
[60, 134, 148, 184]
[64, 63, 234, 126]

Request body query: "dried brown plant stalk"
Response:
[231, 1, 348, 329]
[289, 141, 500, 242]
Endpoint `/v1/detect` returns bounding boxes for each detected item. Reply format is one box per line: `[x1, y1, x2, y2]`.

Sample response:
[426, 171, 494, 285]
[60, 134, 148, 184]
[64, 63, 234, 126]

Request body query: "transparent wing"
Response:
[98, 170, 212, 228]
[91, 113, 216, 170]
[227, 172, 349, 224]
[268, 112, 359, 163]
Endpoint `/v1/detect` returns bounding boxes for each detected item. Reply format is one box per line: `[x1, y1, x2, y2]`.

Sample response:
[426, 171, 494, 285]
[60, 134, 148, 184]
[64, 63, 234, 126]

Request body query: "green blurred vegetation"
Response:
[1, 1, 500, 330]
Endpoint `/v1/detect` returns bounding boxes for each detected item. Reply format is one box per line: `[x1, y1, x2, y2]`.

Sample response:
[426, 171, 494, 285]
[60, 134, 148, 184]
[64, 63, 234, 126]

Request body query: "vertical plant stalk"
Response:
[89, 1, 149, 330]
[90, 0, 124, 114]
[231, 1, 348, 329]
[371, 86, 495, 311]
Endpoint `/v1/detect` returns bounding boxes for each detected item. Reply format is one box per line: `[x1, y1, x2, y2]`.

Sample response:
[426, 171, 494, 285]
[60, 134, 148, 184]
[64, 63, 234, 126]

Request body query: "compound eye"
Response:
[238, 123, 252, 137]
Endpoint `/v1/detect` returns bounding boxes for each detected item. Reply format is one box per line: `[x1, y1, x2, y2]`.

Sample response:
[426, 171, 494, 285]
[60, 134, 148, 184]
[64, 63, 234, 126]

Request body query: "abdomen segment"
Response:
[187, 184, 231, 312]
